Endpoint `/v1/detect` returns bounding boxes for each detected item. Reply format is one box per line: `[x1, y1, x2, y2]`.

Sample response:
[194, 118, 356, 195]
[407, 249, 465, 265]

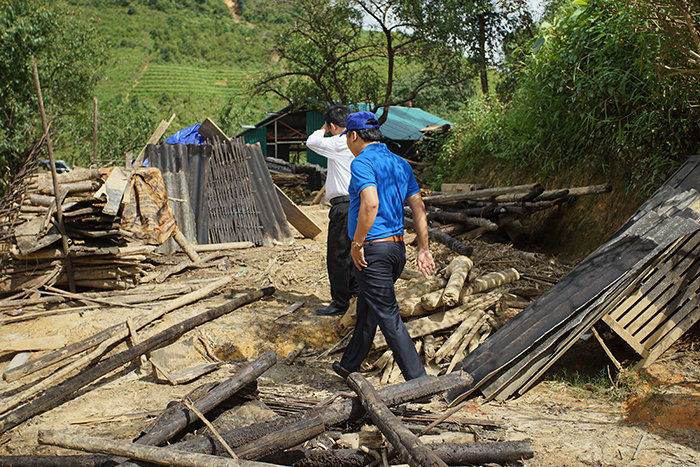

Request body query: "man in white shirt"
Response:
[307, 105, 358, 315]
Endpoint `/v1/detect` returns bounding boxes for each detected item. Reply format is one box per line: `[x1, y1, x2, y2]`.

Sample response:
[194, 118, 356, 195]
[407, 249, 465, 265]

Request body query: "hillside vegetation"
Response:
[2, 0, 698, 260]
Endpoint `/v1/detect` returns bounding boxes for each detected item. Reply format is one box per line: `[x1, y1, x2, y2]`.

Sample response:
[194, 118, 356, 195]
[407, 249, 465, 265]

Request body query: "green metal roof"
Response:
[374, 106, 451, 141]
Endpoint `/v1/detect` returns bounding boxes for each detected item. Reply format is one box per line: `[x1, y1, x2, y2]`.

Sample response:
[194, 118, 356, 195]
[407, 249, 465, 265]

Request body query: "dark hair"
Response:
[355, 127, 383, 142]
[325, 105, 352, 128]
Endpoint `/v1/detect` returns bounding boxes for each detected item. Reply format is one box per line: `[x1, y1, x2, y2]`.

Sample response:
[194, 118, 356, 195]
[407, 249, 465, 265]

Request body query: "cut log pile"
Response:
[406, 183, 613, 253]
[337, 243, 574, 385]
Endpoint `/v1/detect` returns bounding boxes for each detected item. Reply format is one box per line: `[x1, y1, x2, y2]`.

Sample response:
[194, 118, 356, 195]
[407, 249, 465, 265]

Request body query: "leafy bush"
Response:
[430, 0, 700, 196]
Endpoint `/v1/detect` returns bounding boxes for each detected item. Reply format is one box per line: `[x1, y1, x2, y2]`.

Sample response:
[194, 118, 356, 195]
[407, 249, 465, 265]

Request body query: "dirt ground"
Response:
[1, 203, 699, 466]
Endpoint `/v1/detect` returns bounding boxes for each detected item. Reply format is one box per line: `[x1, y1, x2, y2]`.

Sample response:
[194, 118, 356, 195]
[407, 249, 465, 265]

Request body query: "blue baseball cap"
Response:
[341, 111, 381, 135]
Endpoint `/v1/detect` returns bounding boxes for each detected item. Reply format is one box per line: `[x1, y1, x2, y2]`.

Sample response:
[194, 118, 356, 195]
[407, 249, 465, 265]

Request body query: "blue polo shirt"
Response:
[348, 143, 420, 240]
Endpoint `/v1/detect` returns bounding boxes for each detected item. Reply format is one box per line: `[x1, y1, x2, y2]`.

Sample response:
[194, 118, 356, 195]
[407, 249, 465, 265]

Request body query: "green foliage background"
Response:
[424, 0, 699, 199]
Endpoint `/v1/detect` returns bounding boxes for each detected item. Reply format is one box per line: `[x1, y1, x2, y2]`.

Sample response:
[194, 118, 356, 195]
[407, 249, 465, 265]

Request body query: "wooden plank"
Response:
[636, 297, 700, 369]
[133, 114, 176, 167]
[638, 279, 700, 348]
[198, 118, 229, 142]
[623, 249, 700, 335]
[629, 277, 698, 340]
[601, 315, 648, 356]
[0, 335, 66, 354]
[274, 185, 321, 239]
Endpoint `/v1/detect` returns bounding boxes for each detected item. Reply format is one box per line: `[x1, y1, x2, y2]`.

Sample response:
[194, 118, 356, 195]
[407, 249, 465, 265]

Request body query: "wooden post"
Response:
[92, 96, 98, 168]
[347, 373, 448, 467]
[38, 430, 281, 467]
[30, 60, 76, 293]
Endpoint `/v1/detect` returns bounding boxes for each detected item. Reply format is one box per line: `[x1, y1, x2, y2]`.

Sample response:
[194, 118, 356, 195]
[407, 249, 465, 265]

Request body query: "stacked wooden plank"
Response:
[0, 164, 185, 292]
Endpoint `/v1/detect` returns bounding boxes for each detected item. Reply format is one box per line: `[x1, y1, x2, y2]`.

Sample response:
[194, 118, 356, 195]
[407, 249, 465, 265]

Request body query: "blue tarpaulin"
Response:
[165, 123, 206, 145]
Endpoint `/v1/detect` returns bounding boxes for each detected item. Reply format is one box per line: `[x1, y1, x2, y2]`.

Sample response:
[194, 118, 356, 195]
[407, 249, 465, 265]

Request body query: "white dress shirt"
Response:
[306, 129, 354, 202]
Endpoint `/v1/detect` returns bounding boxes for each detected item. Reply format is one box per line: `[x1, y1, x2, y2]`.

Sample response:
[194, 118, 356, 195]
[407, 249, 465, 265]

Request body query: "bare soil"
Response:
[1, 203, 699, 466]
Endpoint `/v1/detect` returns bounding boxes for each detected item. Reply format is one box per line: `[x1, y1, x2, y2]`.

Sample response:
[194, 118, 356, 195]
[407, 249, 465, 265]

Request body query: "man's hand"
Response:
[351, 244, 367, 270]
[417, 249, 435, 277]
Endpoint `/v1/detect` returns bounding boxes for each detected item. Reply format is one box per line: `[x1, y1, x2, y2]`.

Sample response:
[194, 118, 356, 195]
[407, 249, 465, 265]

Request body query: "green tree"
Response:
[254, 0, 472, 121]
[0, 0, 105, 191]
[431, 0, 699, 195]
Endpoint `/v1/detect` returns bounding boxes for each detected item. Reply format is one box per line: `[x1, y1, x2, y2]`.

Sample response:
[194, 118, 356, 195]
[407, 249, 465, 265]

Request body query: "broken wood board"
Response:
[0, 335, 66, 355]
[274, 185, 321, 239]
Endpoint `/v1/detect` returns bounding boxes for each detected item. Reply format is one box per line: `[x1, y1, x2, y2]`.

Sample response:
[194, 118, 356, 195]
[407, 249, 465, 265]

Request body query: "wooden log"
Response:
[463, 268, 520, 296]
[0, 441, 533, 467]
[0, 287, 274, 435]
[405, 217, 472, 257]
[38, 180, 100, 196]
[399, 297, 429, 317]
[262, 441, 533, 466]
[434, 310, 485, 364]
[426, 212, 498, 230]
[0, 455, 108, 467]
[421, 184, 541, 205]
[421, 288, 445, 311]
[442, 256, 473, 307]
[135, 350, 277, 447]
[492, 185, 544, 203]
[173, 230, 202, 262]
[284, 341, 307, 365]
[346, 373, 449, 467]
[38, 430, 280, 467]
[234, 415, 325, 460]
[396, 276, 446, 303]
[3, 276, 233, 383]
[373, 292, 502, 350]
[193, 242, 254, 252]
[532, 188, 569, 202]
[169, 372, 473, 458]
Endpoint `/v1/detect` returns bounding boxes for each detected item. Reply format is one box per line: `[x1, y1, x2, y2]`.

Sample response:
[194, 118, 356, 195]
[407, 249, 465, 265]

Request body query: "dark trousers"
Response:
[327, 201, 358, 310]
[339, 241, 426, 381]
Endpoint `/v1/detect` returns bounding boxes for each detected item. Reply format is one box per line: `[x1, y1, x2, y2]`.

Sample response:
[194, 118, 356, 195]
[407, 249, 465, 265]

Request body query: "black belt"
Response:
[330, 195, 350, 205]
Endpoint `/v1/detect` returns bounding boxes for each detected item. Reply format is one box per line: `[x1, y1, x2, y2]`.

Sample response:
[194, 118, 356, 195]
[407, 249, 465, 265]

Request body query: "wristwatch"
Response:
[351, 240, 362, 250]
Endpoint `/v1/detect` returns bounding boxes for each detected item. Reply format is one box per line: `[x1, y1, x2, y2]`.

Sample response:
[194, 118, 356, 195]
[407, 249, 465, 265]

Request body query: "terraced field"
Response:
[130, 64, 260, 98]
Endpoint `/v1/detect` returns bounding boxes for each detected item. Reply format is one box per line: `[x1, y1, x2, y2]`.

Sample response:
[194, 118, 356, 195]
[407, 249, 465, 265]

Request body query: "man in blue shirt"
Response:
[333, 111, 435, 382]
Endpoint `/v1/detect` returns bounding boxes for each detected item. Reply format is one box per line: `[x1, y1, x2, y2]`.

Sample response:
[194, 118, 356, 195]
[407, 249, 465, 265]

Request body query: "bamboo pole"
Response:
[30, 60, 75, 293]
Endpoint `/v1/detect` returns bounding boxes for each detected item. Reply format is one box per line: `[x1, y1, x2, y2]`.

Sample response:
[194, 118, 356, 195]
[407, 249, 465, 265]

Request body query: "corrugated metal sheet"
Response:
[305, 110, 326, 168]
[375, 106, 451, 141]
[242, 127, 268, 157]
[146, 143, 211, 245]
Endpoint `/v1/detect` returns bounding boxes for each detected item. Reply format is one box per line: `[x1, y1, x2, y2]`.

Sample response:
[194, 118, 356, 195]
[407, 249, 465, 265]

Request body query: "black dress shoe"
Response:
[332, 361, 351, 379]
[315, 303, 347, 316]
